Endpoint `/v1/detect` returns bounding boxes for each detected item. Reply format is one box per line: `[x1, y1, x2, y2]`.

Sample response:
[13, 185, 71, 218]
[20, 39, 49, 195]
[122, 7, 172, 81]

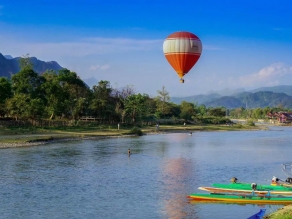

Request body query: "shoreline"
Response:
[0, 124, 269, 149]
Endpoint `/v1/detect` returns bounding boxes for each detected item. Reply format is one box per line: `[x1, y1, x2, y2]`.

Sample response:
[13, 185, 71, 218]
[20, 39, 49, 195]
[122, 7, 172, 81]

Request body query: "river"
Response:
[0, 126, 291, 219]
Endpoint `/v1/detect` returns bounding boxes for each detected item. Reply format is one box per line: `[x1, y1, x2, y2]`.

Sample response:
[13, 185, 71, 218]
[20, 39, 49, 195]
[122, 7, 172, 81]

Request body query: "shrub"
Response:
[195, 116, 232, 125]
[233, 123, 243, 128]
[130, 127, 143, 136]
[246, 120, 255, 126]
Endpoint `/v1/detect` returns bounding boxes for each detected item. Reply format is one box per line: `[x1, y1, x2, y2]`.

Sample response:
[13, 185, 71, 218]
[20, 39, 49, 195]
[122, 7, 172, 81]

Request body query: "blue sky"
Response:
[1, 0, 292, 97]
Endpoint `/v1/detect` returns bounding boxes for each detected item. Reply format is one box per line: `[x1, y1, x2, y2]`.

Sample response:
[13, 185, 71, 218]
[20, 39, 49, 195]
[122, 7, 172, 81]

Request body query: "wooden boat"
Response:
[188, 193, 292, 204]
[198, 186, 292, 195]
[212, 182, 292, 191]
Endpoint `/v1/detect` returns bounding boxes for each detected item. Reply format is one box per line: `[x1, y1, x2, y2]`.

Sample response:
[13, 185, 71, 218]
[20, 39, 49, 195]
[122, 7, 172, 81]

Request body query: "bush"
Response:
[130, 127, 143, 136]
[246, 120, 255, 126]
[233, 123, 243, 128]
[195, 116, 232, 125]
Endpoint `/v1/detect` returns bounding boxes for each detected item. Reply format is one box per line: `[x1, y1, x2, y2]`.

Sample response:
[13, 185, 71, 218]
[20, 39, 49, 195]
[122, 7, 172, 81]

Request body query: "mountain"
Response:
[0, 53, 63, 78]
[206, 88, 246, 96]
[250, 85, 292, 96]
[4, 55, 13, 59]
[83, 77, 99, 89]
[203, 96, 244, 108]
[170, 85, 292, 109]
[203, 91, 292, 109]
[170, 93, 221, 105]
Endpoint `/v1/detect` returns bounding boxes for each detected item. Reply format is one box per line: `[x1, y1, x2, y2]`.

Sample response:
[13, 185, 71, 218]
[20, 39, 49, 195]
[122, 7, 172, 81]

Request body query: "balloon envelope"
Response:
[163, 31, 202, 80]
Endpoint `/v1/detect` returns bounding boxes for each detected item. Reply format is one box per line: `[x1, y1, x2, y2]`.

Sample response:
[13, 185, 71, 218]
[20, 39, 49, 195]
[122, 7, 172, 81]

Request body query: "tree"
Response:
[6, 94, 27, 120]
[42, 70, 68, 119]
[168, 102, 181, 118]
[180, 101, 195, 121]
[0, 77, 12, 116]
[9, 64, 46, 119]
[5, 94, 45, 120]
[155, 86, 171, 118]
[19, 54, 33, 70]
[90, 80, 115, 120]
[196, 104, 207, 117]
[111, 85, 136, 122]
[252, 108, 264, 119]
[58, 69, 90, 119]
[124, 93, 148, 123]
[208, 107, 226, 117]
[11, 67, 45, 98]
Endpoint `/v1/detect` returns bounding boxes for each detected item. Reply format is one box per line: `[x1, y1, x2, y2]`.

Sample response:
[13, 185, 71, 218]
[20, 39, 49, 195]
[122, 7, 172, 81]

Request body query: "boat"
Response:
[211, 176, 292, 192]
[198, 186, 292, 196]
[247, 209, 266, 219]
[188, 193, 292, 204]
[212, 182, 292, 191]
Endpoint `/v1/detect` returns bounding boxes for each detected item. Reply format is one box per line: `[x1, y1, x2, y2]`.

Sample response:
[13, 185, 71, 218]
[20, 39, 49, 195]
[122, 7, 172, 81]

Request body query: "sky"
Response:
[1, 0, 292, 97]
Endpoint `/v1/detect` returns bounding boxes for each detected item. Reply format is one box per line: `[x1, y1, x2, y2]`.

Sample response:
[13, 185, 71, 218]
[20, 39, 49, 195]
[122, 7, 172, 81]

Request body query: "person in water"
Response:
[128, 149, 131, 156]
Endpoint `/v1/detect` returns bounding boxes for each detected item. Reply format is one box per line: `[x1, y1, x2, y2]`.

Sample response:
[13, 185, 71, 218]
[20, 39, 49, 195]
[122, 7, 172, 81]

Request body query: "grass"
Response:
[264, 205, 292, 219]
[0, 123, 266, 144]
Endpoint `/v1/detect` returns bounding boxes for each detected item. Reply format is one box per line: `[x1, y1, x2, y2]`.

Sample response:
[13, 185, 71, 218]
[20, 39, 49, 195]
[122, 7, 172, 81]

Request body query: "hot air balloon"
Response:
[163, 31, 202, 83]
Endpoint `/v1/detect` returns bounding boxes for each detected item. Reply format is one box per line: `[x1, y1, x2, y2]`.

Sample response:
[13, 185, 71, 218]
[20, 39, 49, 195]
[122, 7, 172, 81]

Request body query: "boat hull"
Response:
[198, 186, 292, 196]
[212, 183, 292, 192]
[188, 193, 292, 204]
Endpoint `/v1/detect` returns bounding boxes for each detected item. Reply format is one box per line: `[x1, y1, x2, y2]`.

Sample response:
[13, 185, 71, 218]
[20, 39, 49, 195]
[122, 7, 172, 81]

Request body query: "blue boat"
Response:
[247, 209, 266, 219]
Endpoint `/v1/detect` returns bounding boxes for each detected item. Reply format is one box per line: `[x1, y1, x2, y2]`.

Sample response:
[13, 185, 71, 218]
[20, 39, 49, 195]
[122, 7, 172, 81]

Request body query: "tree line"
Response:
[1, 57, 288, 125]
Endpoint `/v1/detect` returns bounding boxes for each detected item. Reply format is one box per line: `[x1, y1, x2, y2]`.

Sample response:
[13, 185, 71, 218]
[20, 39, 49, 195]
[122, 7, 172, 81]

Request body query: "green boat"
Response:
[198, 186, 292, 195]
[212, 182, 292, 192]
[188, 193, 292, 204]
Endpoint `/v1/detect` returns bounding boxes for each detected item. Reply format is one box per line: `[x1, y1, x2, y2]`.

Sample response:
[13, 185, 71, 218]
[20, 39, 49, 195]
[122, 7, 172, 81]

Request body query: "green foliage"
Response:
[0, 77, 12, 104]
[124, 93, 148, 123]
[195, 116, 231, 124]
[129, 127, 143, 136]
[90, 80, 115, 120]
[42, 70, 68, 119]
[3, 60, 292, 126]
[246, 119, 255, 126]
[11, 68, 44, 98]
[19, 54, 33, 70]
[233, 123, 243, 128]
[155, 86, 171, 117]
[180, 101, 195, 120]
[0, 77, 13, 116]
[208, 107, 226, 117]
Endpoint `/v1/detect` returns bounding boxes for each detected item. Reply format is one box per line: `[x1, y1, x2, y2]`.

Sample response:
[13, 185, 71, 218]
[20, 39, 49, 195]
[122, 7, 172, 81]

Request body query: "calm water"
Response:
[1, 126, 292, 219]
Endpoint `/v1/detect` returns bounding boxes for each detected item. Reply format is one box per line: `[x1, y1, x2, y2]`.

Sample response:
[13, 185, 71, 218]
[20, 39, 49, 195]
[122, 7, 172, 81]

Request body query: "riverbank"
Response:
[264, 205, 292, 218]
[0, 123, 268, 149]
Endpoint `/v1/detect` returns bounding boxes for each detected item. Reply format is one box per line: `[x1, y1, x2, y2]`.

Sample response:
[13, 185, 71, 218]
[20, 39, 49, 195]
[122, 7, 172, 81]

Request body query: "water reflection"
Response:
[160, 158, 198, 219]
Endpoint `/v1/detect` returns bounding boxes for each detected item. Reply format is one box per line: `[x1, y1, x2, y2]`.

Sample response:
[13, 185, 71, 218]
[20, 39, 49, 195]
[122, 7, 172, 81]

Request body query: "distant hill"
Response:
[0, 53, 63, 78]
[4, 55, 13, 59]
[170, 85, 292, 109]
[250, 85, 292, 96]
[206, 88, 246, 96]
[203, 96, 244, 108]
[170, 93, 221, 105]
[203, 91, 292, 109]
[83, 77, 99, 89]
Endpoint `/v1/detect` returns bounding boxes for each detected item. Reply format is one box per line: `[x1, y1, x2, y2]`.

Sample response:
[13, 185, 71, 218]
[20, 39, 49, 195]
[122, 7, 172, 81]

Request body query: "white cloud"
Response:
[90, 64, 110, 71]
[0, 37, 163, 59]
[193, 63, 292, 94]
[238, 62, 292, 86]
